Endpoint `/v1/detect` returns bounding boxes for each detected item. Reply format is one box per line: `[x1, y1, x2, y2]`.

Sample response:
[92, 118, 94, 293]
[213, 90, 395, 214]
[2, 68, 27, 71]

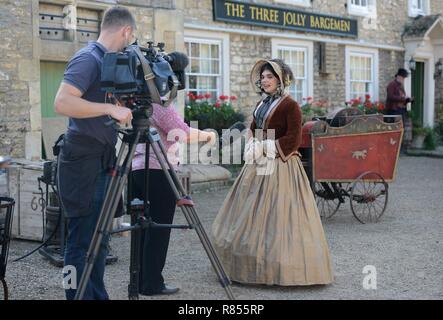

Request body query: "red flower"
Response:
[230, 95, 237, 101]
[378, 104, 385, 111]
[365, 94, 371, 101]
[307, 96, 313, 102]
[214, 101, 221, 108]
[187, 93, 196, 100]
[219, 95, 229, 101]
[196, 94, 205, 100]
[204, 93, 212, 99]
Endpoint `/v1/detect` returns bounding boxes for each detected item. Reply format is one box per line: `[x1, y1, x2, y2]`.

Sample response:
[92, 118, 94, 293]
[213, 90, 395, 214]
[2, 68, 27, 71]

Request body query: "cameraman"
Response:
[54, 7, 135, 300]
[131, 102, 216, 296]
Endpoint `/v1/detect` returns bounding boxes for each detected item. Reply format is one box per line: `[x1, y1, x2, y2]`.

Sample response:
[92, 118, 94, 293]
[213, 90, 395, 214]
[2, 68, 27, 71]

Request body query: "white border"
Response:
[345, 46, 379, 102]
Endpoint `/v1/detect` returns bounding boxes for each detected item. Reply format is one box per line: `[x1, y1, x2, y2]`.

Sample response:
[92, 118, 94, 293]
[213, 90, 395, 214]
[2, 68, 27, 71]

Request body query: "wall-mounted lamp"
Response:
[434, 59, 443, 79]
[408, 56, 416, 71]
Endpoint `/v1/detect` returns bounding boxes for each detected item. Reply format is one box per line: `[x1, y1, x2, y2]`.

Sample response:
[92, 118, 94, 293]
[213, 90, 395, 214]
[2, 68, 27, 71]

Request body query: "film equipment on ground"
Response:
[74, 42, 234, 300]
[0, 155, 15, 300]
[11, 160, 118, 267]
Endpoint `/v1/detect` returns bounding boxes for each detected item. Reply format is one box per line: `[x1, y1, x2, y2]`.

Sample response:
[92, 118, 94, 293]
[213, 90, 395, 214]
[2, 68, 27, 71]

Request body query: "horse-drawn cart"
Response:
[300, 109, 403, 224]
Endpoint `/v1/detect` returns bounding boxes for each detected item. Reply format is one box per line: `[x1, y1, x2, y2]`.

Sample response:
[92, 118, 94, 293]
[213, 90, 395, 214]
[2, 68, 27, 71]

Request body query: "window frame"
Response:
[184, 29, 230, 100]
[272, 39, 314, 103]
[408, 0, 429, 17]
[274, 0, 311, 8]
[347, 0, 377, 18]
[345, 46, 379, 102]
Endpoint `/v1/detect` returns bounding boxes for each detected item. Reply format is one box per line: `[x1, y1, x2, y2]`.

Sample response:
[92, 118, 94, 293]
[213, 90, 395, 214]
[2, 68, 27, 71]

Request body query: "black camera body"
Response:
[100, 43, 188, 103]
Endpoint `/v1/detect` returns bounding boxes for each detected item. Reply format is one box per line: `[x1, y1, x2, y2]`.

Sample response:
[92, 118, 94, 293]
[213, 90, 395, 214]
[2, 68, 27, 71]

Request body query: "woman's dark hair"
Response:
[260, 63, 279, 80]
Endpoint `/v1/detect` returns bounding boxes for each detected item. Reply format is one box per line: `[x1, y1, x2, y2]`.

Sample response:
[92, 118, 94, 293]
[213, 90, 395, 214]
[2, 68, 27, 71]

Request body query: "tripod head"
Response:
[105, 93, 154, 143]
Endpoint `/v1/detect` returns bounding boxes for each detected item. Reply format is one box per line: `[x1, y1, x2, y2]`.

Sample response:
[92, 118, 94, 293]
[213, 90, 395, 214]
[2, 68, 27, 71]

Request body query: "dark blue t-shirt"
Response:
[63, 41, 117, 146]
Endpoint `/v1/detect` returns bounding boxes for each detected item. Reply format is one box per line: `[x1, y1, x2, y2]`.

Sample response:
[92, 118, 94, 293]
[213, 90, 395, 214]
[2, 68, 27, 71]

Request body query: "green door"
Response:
[411, 61, 425, 127]
[40, 61, 66, 118]
[40, 61, 66, 158]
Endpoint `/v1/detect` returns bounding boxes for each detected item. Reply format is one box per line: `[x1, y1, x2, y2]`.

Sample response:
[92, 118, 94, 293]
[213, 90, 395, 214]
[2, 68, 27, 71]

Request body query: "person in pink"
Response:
[131, 101, 214, 296]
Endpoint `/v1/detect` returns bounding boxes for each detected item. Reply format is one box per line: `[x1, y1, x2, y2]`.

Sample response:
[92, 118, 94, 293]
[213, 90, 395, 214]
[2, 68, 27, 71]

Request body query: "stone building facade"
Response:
[183, 0, 443, 125]
[0, 0, 185, 159]
[1, 0, 443, 159]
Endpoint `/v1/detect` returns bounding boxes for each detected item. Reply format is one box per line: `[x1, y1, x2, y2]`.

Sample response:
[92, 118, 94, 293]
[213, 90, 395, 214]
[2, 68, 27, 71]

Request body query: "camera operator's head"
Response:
[99, 6, 136, 52]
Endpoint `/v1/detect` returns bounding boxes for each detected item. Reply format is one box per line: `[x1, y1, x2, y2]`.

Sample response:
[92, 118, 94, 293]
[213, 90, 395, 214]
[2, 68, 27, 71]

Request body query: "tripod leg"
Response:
[128, 135, 152, 300]
[148, 131, 235, 300]
[75, 132, 141, 300]
[1, 278, 7, 300]
[128, 206, 142, 300]
[154, 135, 230, 276]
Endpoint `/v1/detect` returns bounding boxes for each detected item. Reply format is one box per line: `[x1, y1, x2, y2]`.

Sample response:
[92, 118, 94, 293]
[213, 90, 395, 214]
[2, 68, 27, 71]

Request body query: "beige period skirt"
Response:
[212, 156, 334, 286]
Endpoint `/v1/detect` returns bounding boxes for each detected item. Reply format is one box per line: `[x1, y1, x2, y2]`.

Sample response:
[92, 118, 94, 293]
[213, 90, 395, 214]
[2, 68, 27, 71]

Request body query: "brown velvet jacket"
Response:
[250, 94, 302, 162]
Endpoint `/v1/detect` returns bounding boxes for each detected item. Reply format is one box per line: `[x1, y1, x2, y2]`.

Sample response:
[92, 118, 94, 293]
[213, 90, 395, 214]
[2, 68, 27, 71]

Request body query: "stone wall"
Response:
[435, 76, 443, 122]
[184, 0, 434, 47]
[230, 34, 271, 122]
[378, 49, 405, 103]
[430, 1, 443, 15]
[0, 0, 183, 159]
[313, 43, 346, 108]
[0, 0, 39, 159]
[431, 3, 443, 122]
[184, 1, 423, 119]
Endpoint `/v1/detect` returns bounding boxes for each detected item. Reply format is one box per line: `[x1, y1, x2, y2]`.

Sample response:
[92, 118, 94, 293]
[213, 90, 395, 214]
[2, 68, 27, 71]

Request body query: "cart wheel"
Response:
[314, 182, 341, 219]
[350, 172, 388, 224]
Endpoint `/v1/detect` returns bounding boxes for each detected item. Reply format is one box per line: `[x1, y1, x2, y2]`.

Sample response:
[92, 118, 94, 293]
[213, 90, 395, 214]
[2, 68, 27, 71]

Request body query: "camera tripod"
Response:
[74, 103, 234, 300]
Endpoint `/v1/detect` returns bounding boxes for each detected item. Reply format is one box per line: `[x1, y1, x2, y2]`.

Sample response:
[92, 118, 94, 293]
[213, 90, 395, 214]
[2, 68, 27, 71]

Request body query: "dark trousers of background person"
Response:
[387, 108, 408, 153]
[131, 169, 177, 295]
[64, 170, 110, 300]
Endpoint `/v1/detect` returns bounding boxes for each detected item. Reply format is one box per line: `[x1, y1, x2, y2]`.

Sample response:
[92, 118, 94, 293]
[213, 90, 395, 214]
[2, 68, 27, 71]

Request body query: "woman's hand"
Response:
[188, 128, 217, 144]
[204, 131, 217, 145]
[244, 138, 264, 163]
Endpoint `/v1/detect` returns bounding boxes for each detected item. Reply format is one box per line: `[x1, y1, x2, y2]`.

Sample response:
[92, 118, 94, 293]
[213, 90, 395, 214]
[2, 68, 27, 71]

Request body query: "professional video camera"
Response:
[100, 41, 189, 107]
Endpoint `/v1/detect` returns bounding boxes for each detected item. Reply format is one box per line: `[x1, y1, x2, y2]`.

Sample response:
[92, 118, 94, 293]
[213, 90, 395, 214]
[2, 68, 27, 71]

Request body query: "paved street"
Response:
[4, 156, 443, 300]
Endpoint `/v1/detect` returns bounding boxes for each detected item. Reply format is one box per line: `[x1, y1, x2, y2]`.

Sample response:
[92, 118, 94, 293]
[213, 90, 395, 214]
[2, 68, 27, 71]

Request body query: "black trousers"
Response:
[387, 108, 407, 127]
[130, 169, 177, 294]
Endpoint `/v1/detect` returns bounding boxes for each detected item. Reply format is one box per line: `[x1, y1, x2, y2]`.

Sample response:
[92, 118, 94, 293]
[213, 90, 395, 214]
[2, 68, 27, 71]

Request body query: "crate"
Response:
[5, 161, 192, 241]
[7, 162, 45, 241]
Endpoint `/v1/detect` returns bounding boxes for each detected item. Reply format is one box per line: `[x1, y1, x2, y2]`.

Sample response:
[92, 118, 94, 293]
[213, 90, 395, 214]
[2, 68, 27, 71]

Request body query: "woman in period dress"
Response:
[211, 58, 334, 286]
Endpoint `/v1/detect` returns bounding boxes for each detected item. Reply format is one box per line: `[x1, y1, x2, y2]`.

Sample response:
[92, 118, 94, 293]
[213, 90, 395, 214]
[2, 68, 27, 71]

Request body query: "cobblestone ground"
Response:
[4, 156, 443, 300]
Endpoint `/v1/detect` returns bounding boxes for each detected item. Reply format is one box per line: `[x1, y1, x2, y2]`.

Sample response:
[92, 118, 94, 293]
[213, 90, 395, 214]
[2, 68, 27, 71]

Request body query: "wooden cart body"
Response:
[311, 116, 403, 183]
[300, 112, 403, 223]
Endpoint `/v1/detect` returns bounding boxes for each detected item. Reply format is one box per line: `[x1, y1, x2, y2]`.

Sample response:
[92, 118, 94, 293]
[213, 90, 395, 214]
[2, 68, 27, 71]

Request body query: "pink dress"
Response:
[131, 103, 190, 171]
